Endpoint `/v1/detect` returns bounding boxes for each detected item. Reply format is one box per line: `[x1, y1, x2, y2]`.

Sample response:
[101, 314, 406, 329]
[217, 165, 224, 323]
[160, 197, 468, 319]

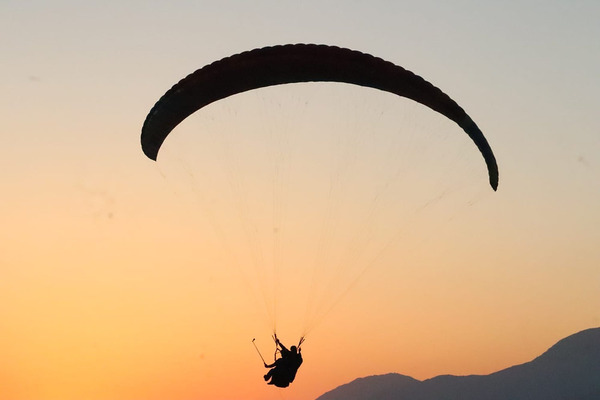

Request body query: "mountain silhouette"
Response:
[316, 327, 600, 400]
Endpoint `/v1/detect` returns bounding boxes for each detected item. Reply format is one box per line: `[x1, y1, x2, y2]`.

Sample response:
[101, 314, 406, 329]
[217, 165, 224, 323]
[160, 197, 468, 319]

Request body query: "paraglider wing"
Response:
[141, 44, 498, 190]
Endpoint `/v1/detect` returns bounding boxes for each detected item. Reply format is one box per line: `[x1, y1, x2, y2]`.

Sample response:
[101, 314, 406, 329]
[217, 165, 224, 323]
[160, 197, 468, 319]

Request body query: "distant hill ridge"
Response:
[316, 327, 600, 400]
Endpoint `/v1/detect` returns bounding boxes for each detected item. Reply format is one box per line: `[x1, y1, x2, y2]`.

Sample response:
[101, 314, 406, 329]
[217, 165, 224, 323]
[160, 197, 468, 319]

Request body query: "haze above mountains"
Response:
[317, 327, 600, 400]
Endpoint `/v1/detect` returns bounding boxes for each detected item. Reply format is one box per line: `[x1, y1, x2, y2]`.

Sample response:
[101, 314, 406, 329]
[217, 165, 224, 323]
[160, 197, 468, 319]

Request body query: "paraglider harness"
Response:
[253, 334, 304, 388]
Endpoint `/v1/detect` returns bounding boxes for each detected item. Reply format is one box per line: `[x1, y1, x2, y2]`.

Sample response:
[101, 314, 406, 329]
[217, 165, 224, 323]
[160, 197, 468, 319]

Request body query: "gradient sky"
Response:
[2, 1, 599, 399]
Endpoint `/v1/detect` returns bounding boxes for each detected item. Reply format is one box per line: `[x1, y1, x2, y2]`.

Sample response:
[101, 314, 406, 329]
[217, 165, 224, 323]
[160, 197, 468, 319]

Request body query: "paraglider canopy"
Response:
[141, 44, 498, 190]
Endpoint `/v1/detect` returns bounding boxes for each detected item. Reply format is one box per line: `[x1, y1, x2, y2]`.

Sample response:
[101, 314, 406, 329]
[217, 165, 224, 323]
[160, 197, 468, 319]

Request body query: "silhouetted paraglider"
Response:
[141, 44, 499, 389]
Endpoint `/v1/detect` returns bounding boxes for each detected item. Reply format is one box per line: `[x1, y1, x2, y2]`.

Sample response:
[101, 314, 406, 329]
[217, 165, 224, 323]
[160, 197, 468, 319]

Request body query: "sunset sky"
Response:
[2, 1, 599, 399]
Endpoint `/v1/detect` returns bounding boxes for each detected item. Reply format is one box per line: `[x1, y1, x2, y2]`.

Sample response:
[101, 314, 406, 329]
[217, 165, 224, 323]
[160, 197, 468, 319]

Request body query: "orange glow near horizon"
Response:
[3, 85, 598, 400]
